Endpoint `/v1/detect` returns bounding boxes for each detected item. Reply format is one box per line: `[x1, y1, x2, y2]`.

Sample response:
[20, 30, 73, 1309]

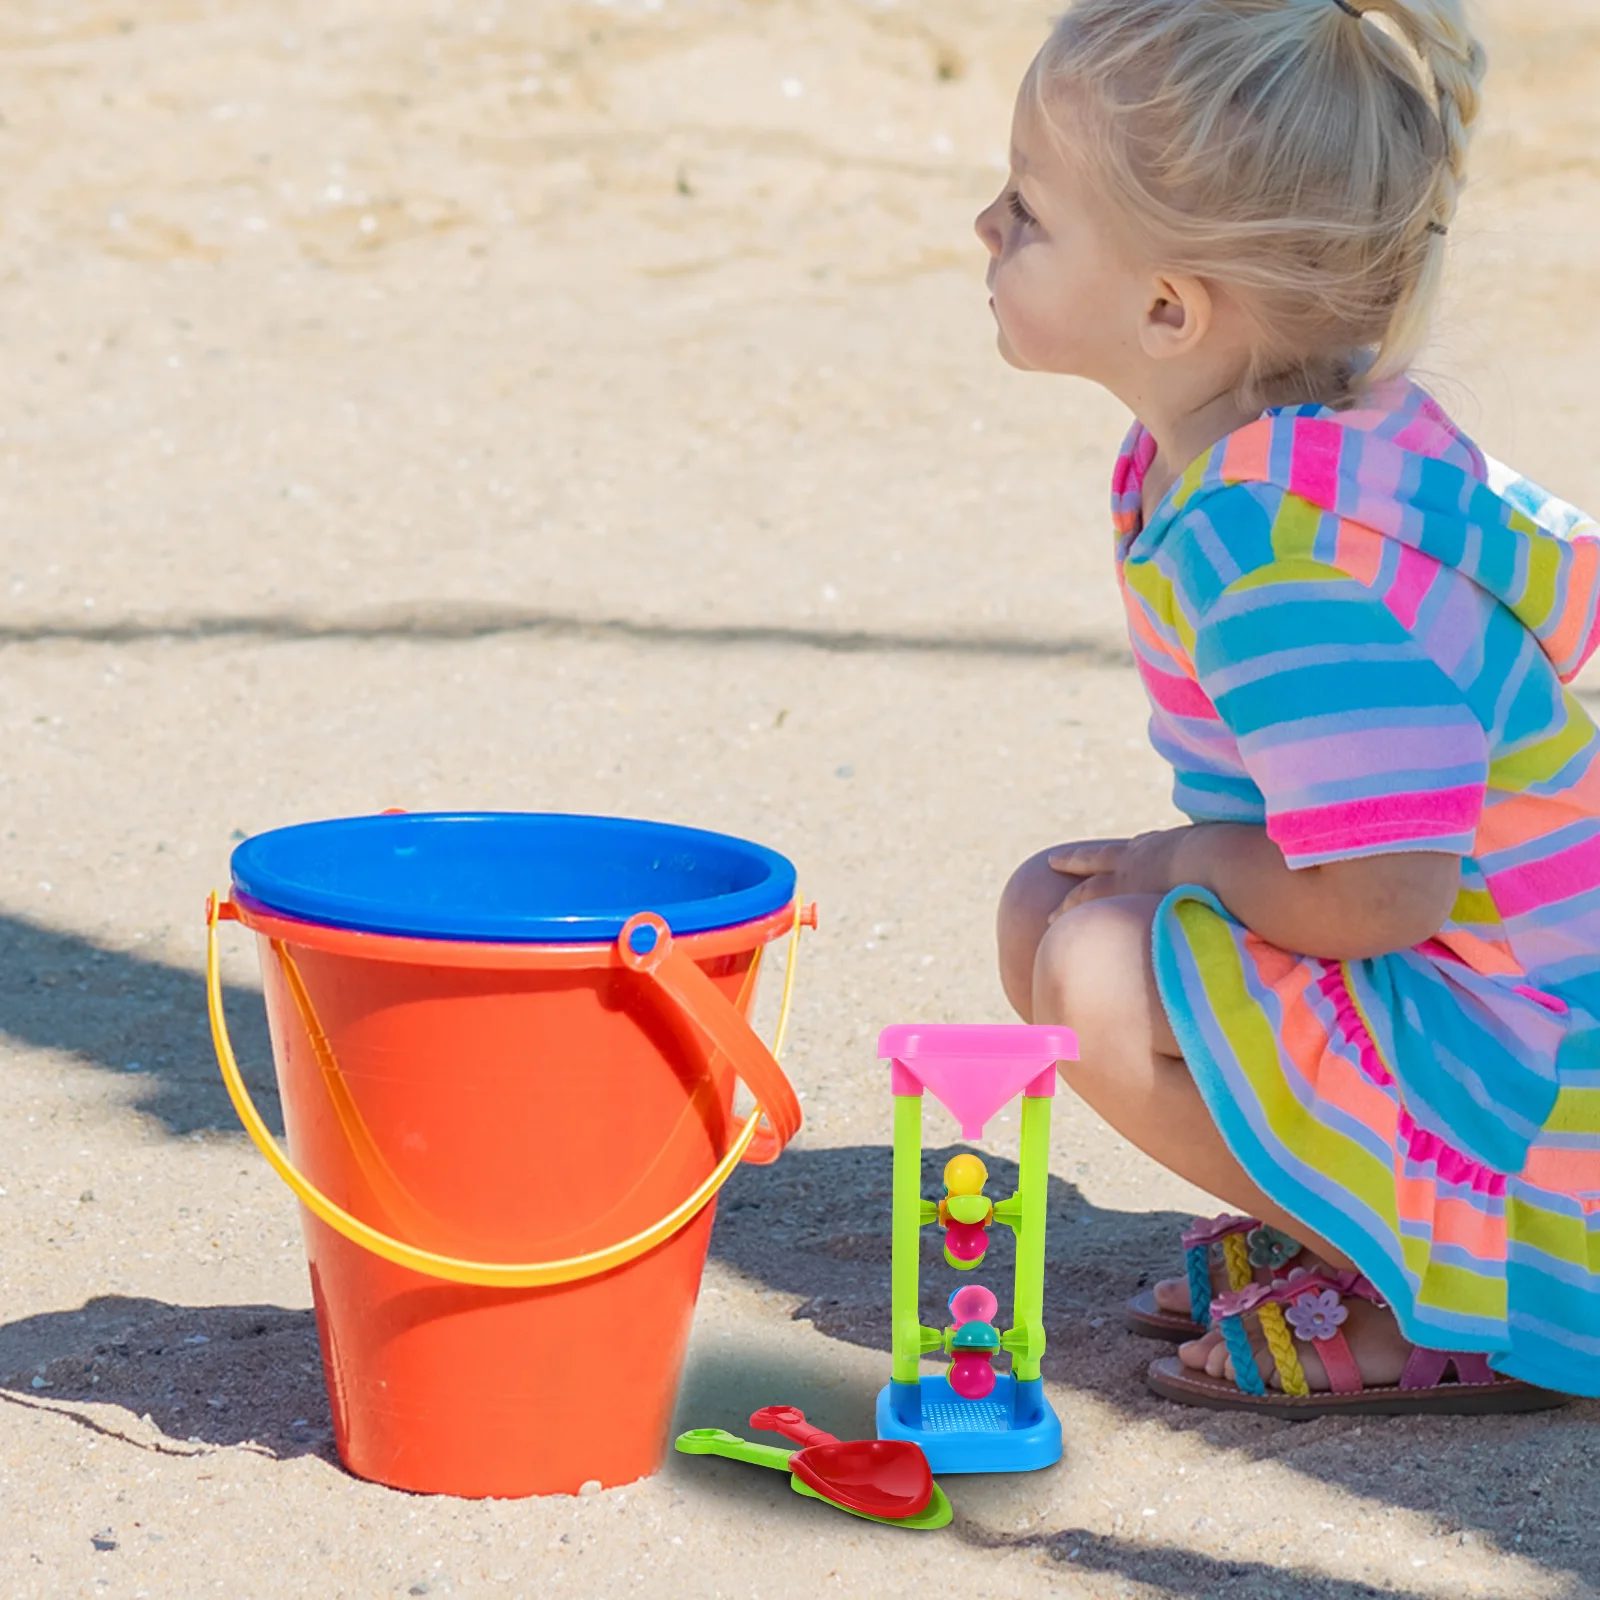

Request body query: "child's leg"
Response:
[1001, 863, 1420, 1388]
[998, 849, 1345, 1256]
[1043, 893, 1341, 1252]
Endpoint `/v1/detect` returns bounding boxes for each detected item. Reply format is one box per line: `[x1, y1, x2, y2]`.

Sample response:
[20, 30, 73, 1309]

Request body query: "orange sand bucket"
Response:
[205, 812, 810, 1498]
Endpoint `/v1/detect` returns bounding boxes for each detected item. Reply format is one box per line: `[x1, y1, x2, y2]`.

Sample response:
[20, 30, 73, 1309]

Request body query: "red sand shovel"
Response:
[747, 1405, 936, 1519]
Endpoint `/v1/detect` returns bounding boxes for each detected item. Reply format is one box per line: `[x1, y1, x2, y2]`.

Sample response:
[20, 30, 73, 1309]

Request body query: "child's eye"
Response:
[1007, 190, 1035, 226]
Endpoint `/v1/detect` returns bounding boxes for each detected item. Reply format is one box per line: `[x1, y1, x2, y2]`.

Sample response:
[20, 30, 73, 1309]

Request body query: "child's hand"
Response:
[1046, 829, 1190, 919]
[1050, 823, 1460, 960]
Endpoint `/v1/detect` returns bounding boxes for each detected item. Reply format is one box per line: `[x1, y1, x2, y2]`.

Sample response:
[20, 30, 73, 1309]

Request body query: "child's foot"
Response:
[1147, 1267, 1566, 1416]
[1128, 1215, 1304, 1340]
[1177, 1290, 1412, 1390]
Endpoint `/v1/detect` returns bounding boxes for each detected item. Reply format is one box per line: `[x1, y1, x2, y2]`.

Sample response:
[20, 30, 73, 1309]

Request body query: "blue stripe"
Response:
[1151, 888, 1506, 1356]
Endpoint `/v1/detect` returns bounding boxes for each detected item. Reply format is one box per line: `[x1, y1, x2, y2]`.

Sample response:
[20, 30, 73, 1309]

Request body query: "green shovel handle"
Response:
[674, 1429, 795, 1471]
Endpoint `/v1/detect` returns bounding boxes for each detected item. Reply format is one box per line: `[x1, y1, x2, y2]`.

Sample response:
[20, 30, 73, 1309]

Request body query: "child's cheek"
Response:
[995, 283, 1045, 368]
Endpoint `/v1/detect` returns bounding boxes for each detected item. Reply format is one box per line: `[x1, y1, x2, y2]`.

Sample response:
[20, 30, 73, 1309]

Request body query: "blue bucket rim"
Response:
[228, 811, 798, 945]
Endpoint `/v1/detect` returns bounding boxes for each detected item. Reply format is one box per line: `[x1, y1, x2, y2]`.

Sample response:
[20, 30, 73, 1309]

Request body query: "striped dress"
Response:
[1116, 378, 1600, 1394]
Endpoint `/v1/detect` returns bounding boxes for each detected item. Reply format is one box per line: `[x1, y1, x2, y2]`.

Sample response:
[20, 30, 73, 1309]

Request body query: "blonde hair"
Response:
[1035, 0, 1487, 409]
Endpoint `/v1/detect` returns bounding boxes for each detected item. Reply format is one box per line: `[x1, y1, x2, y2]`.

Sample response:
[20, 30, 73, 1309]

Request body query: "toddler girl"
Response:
[989, 0, 1600, 1413]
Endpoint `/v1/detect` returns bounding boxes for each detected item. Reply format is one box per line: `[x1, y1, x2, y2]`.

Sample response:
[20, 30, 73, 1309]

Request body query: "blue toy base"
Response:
[875, 1374, 1061, 1474]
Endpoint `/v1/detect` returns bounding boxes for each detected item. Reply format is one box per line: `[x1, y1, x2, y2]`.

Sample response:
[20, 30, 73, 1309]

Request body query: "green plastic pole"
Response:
[1010, 1093, 1052, 1382]
[891, 1093, 925, 1384]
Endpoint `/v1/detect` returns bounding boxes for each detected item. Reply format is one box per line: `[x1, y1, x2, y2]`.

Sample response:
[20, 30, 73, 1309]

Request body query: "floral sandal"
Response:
[1125, 1214, 1303, 1342]
[1147, 1267, 1566, 1417]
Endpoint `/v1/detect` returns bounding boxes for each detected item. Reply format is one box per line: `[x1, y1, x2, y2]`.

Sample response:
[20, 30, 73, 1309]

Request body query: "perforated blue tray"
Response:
[876, 1375, 1062, 1474]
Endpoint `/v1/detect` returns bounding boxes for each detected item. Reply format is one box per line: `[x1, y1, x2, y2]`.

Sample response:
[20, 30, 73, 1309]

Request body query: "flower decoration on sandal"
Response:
[1245, 1224, 1301, 1272]
[1284, 1287, 1348, 1343]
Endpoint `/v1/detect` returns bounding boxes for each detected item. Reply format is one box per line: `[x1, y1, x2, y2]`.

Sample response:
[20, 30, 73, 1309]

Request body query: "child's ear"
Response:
[1139, 273, 1213, 361]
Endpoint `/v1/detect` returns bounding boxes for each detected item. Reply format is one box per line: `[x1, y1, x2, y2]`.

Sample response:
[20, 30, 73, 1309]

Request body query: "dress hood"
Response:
[1161, 382, 1600, 684]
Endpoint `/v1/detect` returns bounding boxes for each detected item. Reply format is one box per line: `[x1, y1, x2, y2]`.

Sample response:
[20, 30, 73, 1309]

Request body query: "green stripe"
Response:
[1269, 493, 1324, 565]
[1171, 901, 1400, 1230]
[1451, 886, 1501, 925]
[1487, 701, 1592, 789]
[1515, 514, 1561, 629]
[1543, 1087, 1600, 1136]
[1408, 1256, 1507, 1319]
[1506, 1193, 1600, 1269]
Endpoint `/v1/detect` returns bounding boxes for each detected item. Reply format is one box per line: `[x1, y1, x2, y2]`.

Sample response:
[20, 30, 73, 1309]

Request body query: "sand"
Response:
[2, 0, 1599, 1595]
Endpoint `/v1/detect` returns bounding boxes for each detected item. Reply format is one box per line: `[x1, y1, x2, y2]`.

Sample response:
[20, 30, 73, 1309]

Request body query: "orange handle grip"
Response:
[618, 911, 803, 1165]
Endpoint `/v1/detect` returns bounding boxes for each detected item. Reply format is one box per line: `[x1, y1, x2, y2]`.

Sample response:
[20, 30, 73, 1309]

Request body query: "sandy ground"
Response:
[2, 0, 1599, 1595]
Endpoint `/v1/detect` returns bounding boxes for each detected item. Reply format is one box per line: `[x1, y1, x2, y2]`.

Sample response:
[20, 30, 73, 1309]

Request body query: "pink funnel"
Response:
[878, 1024, 1077, 1140]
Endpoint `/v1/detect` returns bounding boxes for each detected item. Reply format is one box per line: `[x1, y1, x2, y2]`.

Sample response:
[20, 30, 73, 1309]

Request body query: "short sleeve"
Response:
[1191, 560, 1489, 869]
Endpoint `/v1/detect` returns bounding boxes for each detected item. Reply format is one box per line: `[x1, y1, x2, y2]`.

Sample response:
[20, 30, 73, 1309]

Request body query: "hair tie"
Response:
[1330, 0, 1365, 16]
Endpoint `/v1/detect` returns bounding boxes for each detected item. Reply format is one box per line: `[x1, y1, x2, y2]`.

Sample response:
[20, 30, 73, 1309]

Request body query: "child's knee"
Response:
[1031, 896, 1153, 1033]
[996, 848, 1062, 1018]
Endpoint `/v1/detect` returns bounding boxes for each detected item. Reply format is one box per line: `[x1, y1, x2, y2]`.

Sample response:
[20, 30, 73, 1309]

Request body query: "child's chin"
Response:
[996, 334, 1033, 371]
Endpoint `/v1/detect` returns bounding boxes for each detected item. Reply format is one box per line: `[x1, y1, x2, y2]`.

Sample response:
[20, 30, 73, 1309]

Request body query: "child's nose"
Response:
[975, 199, 1004, 257]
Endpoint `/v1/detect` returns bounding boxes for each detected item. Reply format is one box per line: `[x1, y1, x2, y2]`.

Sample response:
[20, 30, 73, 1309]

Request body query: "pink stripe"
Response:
[1397, 1109, 1507, 1197]
[1315, 968, 1393, 1088]
[1270, 787, 1482, 858]
[1512, 983, 1570, 1016]
[1489, 832, 1600, 918]
[1287, 419, 1344, 509]
[1137, 658, 1221, 719]
[1384, 543, 1441, 630]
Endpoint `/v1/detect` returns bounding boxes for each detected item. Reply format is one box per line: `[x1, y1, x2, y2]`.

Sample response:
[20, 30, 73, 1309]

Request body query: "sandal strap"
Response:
[1180, 1215, 1304, 1323]
[1211, 1269, 1496, 1400]
[1180, 1213, 1257, 1251]
[1401, 1346, 1496, 1389]
[1218, 1312, 1268, 1396]
[1182, 1218, 1256, 1325]
[1212, 1266, 1377, 1321]
[1178, 1217, 1305, 1326]
[1255, 1302, 1311, 1396]
[1212, 1266, 1375, 1398]
[1308, 1327, 1364, 1393]
[1184, 1243, 1216, 1328]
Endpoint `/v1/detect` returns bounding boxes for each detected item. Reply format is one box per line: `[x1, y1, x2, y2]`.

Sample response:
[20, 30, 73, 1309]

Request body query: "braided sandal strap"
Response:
[1220, 1233, 1252, 1293]
[1180, 1214, 1291, 1324]
[1217, 1312, 1267, 1396]
[1211, 1267, 1380, 1397]
[1185, 1244, 1215, 1327]
[1255, 1302, 1310, 1396]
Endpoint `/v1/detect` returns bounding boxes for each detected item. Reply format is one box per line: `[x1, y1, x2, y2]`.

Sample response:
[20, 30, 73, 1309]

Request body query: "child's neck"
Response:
[1138, 384, 1261, 524]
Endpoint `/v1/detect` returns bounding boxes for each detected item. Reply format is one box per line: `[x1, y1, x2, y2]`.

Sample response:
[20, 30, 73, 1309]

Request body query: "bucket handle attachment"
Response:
[204, 893, 809, 1288]
[616, 911, 802, 1165]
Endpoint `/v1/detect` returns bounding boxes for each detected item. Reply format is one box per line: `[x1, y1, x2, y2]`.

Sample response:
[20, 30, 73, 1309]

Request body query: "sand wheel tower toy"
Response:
[875, 1024, 1077, 1474]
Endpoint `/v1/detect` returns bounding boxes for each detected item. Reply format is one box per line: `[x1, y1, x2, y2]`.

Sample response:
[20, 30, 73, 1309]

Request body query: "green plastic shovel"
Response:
[674, 1429, 953, 1530]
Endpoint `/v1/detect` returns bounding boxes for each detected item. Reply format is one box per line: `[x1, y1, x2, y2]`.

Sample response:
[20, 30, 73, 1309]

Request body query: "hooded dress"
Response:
[1115, 378, 1600, 1394]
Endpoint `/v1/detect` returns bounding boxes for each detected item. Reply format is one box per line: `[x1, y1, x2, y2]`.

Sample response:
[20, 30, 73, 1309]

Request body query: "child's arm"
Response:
[1051, 824, 1459, 962]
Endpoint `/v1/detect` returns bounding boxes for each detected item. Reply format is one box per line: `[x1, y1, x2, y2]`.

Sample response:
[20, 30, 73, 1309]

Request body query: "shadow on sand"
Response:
[1, 903, 1595, 1595]
[708, 1142, 1600, 1592]
[0, 908, 280, 1135]
[0, 1296, 329, 1462]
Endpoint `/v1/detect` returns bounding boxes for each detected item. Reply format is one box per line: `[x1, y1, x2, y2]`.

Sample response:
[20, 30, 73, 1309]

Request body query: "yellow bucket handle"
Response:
[205, 893, 807, 1288]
